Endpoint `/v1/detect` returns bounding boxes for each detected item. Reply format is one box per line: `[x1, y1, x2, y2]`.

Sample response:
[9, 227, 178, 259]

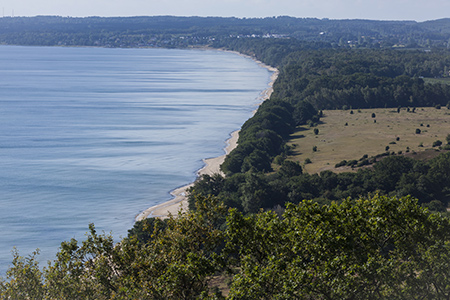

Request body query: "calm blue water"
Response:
[0, 46, 271, 272]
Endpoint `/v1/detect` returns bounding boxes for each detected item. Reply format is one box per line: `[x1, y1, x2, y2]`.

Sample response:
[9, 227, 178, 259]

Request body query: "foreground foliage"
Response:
[2, 195, 450, 299]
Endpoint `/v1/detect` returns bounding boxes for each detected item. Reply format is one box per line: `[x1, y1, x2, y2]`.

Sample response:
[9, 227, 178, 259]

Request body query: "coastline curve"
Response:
[135, 54, 279, 221]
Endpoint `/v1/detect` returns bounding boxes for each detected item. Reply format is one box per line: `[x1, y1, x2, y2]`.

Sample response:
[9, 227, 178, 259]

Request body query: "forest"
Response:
[3, 17, 450, 298]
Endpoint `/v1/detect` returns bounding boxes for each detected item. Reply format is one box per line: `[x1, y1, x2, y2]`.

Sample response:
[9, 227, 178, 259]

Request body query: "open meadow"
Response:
[286, 107, 450, 174]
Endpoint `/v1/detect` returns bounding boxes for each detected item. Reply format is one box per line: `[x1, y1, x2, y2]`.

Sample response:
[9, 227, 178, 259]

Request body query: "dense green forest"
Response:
[4, 195, 450, 299]
[4, 16, 450, 298]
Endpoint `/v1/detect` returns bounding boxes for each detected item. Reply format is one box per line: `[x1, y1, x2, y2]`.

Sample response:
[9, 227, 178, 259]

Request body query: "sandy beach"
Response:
[135, 54, 279, 221]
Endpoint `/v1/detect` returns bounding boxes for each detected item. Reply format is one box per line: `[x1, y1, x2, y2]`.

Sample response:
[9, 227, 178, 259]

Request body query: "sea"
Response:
[0, 45, 272, 273]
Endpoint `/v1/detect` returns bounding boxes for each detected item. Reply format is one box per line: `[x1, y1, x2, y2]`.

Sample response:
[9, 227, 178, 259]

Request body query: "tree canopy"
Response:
[3, 195, 450, 299]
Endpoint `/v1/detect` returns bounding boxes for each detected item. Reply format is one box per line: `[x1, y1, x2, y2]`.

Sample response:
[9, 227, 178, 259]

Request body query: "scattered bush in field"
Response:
[398, 151, 403, 155]
[385, 146, 390, 151]
[396, 137, 400, 141]
[419, 142, 424, 147]
[374, 119, 377, 123]
[350, 110, 354, 114]
[347, 160, 358, 167]
[335, 160, 347, 168]
[314, 128, 319, 135]
[390, 141, 396, 144]
[345, 122, 348, 126]
[356, 159, 370, 167]
[304, 158, 312, 164]
[436, 104, 441, 109]
[371, 113, 376, 118]
[416, 128, 421, 134]
[427, 124, 430, 128]
[312, 146, 318, 152]
[433, 140, 443, 147]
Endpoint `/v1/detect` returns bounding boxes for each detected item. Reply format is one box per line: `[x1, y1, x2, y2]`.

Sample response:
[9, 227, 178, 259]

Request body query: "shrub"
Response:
[314, 128, 319, 135]
[312, 146, 318, 152]
[347, 160, 358, 167]
[304, 158, 312, 164]
[416, 128, 421, 134]
[433, 140, 443, 147]
[371, 113, 376, 118]
[335, 160, 347, 168]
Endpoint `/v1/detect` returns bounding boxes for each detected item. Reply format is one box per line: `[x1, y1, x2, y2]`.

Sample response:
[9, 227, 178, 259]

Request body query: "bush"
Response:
[335, 160, 348, 168]
[312, 146, 318, 152]
[416, 128, 421, 134]
[433, 140, 443, 147]
[371, 113, 376, 118]
[304, 158, 312, 164]
[347, 160, 358, 167]
[314, 128, 319, 135]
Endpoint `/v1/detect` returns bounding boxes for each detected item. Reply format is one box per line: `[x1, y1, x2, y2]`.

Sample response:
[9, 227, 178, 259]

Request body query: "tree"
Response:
[227, 195, 450, 299]
[433, 140, 443, 147]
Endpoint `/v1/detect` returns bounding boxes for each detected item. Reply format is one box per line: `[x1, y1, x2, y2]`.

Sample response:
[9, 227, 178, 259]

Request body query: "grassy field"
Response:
[286, 107, 450, 174]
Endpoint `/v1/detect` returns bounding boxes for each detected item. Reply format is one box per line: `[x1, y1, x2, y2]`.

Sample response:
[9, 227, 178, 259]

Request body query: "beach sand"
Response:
[135, 56, 279, 221]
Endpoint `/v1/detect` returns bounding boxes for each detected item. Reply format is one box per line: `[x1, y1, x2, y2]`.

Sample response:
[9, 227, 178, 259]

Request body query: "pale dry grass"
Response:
[286, 107, 450, 174]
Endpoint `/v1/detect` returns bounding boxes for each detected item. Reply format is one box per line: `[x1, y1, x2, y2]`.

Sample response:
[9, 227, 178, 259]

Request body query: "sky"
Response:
[1, 0, 449, 22]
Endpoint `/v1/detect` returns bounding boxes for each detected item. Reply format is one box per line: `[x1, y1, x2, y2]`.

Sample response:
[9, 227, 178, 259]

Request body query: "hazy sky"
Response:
[1, 0, 449, 22]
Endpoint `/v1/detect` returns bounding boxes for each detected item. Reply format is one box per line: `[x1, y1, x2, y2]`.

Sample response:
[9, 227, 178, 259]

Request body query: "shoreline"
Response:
[135, 53, 279, 221]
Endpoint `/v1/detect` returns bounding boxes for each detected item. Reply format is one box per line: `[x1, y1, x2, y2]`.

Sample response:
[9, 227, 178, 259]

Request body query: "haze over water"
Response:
[0, 46, 271, 272]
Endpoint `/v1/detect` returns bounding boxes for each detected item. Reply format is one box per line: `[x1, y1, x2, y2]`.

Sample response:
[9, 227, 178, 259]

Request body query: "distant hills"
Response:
[1, 16, 450, 48]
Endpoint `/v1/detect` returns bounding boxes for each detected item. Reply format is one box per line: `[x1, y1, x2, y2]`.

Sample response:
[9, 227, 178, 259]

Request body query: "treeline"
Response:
[274, 48, 450, 109]
[190, 153, 450, 213]
[4, 195, 450, 299]
[2, 16, 450, 48]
